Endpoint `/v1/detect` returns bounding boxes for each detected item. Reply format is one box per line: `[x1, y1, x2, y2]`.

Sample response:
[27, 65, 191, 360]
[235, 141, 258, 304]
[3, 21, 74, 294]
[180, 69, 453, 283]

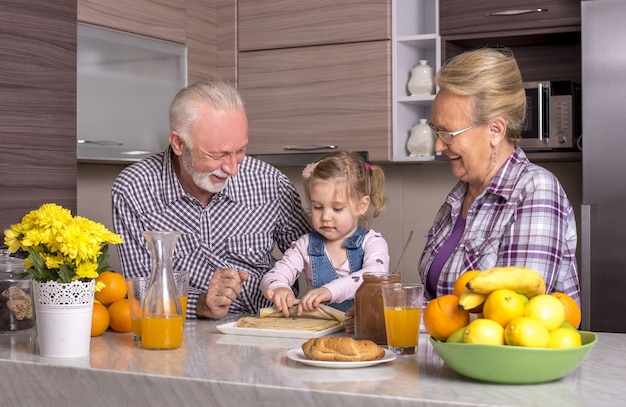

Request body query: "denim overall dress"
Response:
[308, 227, 367, 311]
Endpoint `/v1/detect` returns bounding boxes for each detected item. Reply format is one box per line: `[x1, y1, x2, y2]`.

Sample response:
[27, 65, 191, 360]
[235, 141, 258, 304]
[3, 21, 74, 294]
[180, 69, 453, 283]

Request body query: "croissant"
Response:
[302, 337, 385, 362]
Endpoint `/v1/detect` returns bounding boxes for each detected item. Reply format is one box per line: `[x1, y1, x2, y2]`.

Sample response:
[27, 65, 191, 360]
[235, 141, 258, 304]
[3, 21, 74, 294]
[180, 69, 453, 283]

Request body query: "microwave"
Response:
[521, 81, 581, 151]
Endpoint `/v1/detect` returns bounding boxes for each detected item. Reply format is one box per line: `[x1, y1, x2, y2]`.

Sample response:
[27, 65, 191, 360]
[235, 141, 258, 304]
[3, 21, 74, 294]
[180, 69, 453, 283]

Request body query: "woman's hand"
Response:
[342, 307, 355, 334]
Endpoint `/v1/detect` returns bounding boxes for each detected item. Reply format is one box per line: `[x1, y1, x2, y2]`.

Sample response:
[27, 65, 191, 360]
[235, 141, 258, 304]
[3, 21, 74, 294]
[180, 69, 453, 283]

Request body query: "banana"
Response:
[466, 266, 546, 299]
[457, 287, 488, 312]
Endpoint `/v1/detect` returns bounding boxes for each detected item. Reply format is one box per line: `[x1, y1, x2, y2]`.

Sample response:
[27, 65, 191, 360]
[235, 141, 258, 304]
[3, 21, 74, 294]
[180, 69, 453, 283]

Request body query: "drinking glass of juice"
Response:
[126, 276, 150, 345]
[381, 283, 424, 355]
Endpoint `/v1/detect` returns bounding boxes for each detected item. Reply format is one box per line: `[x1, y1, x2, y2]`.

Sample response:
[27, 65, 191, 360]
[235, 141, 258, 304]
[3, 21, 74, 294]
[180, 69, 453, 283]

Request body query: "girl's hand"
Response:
[298, 287, 332, 314]
[266, 287, 296, 317]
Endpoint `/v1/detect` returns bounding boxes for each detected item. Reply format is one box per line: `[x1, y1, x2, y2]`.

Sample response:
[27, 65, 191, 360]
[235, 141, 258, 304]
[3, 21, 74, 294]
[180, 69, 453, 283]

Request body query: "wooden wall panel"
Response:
[0, 0, 77, 231]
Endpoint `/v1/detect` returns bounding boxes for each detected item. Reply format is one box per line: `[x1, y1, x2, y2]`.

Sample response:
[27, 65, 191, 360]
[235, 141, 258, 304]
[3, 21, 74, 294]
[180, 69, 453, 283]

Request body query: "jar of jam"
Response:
[354, 271, 400, 345]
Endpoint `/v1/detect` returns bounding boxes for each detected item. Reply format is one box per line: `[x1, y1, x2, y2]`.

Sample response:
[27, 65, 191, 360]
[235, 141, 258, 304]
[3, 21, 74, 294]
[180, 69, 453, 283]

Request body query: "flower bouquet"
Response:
[4, 203, 123, 283]
[3, 203, 123, 357]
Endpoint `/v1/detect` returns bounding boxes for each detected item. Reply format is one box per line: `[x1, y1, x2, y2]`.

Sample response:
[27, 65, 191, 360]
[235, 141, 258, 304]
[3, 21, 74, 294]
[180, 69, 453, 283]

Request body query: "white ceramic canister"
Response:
[408, 60, 435, 96]
[407, 119, 434, 157]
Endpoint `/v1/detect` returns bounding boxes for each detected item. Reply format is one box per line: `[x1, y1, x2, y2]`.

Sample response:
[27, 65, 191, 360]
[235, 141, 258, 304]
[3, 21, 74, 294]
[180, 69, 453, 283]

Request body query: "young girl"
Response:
[261, 151, 389, 315]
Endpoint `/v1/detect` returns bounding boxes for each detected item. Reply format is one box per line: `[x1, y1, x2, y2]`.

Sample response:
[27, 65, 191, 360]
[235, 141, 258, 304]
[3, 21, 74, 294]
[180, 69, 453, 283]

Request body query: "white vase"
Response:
[33, 280, 95, 358]
[408, 60, 435, 96]
[407, 119, 435, 157]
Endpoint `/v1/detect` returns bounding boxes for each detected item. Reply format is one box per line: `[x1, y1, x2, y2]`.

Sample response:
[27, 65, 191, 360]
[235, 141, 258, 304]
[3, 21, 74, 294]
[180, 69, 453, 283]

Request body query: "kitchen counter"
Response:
[0, 316, 623, 407]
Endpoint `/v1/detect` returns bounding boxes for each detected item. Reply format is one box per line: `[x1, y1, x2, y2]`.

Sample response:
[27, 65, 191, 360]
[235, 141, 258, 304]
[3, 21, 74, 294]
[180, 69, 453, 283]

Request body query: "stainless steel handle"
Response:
[283, 145, 338, 151]
[484, 8, 548, 17]
[78, 139, 124, 146]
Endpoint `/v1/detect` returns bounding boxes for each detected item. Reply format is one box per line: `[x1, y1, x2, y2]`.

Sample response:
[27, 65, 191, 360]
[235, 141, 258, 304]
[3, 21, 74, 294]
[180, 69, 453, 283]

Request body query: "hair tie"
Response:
[302, 162, 318, 180]
[365, 163, 371, 171]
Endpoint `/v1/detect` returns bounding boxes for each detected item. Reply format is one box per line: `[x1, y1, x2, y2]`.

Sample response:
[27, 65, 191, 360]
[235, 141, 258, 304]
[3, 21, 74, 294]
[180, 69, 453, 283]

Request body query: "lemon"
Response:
[504, 316, 550, 347]
[548, 327, 582, 348]
[462, 319, 504, 345]
[524, 294, 566, 330]
[482, 289, 525, 328]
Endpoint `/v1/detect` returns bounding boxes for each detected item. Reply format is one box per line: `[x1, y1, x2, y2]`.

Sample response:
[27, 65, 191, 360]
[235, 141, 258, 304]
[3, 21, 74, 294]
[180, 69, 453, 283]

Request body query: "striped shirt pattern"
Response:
[112, 148, 312, 318]
[418, 147, 580, 303]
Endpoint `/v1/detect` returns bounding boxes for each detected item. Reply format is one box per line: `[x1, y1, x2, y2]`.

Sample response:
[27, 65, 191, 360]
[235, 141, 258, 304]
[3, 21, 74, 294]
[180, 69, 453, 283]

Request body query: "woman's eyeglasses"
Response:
[429, 123, 477, 145]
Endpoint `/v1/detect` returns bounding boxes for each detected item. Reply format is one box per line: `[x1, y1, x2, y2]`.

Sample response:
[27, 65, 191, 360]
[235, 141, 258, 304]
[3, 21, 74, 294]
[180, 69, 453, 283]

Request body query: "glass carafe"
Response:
[141, 231, 184, 350]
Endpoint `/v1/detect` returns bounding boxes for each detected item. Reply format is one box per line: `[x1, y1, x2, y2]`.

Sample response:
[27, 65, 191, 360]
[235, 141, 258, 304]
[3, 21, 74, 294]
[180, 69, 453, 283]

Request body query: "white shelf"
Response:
[392, 0, 440, 162]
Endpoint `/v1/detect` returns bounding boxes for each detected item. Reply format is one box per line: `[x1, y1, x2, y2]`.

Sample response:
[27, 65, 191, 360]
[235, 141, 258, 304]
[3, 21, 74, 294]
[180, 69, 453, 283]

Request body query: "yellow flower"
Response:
[75, 262, 99, 280]
[2, 203, 123, 283]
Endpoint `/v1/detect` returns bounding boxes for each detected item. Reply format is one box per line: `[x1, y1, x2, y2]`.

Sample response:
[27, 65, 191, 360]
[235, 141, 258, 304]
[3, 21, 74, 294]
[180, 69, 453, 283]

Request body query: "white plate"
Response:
[286, 348, 396, 368]
[216, 321, 345, 339]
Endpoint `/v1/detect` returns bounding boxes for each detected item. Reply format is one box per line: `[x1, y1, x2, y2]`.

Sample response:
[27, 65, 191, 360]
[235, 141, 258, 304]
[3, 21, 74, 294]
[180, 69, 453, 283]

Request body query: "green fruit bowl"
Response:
[429, 331, 598, 384]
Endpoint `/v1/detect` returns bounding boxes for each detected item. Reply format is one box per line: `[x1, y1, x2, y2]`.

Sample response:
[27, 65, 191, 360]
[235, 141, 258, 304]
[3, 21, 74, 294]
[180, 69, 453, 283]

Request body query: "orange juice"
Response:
[131, 317, 142, 336]
[141, 315, 184, 349]
[384, 306, 421, 348]
[180, 295, 188, 318]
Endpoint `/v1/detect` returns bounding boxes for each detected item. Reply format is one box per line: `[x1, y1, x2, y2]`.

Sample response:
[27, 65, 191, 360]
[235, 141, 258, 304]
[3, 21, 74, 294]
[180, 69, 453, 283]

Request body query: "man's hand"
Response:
[197, 268, 248, 319]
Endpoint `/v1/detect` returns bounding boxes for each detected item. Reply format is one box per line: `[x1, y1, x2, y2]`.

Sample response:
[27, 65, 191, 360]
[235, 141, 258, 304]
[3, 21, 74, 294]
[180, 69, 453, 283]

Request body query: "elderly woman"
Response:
[418, 48, 580, 304]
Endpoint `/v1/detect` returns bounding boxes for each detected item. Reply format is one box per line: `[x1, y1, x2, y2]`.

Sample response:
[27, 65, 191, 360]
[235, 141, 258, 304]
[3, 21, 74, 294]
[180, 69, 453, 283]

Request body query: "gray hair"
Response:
[436, 48, 526, 144]
[169, 79, 245, 144]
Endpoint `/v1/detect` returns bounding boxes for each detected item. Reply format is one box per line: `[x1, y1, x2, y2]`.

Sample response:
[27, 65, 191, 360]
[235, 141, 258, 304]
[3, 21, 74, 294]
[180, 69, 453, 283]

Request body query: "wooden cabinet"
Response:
[440, 0, 580, 36]
[238, 0, 389, 51]
[77, 0, 187, 44]
[0, 0, 77, 230]
[237, 0, 391, 162]
[77, 0, 223, 84]
[238, 41, 390, 161]
[440, 0, 581, 83]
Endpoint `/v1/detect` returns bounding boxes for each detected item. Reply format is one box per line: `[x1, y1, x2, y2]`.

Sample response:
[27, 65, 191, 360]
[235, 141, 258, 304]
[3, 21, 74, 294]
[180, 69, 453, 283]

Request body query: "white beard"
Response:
[181, 146, 230, 193]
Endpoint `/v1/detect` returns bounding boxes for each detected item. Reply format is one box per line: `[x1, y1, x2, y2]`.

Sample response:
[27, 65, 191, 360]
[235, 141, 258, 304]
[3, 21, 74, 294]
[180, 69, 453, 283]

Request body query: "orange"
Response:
[504, 316, 550, 347]
[453, 270, 481, 297]
[95, 271, 128, 305]
[462, 318, 504, 345]
[482, 289, 525, 328]
[548, 327, 582, 348]
[91, 302, 110, 337]
[108, 298, 132, 333]
[551, 292, 582, 329]
[524, 294, 565, 330]
[423, 294, 470, 341]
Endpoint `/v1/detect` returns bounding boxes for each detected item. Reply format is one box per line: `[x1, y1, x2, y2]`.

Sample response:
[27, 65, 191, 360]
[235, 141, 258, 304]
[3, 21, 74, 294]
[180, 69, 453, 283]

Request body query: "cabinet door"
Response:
[238, 0, 390, 51]
[78, 0, 187, 44]
[440, 0, 580, 36]
[238, 41, 390, 161]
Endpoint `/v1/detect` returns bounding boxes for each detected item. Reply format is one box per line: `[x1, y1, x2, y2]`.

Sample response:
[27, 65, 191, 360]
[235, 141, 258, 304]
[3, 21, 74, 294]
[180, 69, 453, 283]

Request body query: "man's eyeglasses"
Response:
[429, 123, 477, 145]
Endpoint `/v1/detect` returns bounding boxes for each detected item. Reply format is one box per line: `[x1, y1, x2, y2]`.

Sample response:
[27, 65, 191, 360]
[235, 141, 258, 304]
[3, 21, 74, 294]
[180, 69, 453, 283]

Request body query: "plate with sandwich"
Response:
[217, 299, 346, 339]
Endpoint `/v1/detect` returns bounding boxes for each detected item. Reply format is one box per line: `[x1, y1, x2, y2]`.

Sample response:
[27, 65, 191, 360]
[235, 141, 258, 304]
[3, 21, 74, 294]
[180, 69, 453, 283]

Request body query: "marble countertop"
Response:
[0, 316, 624, 407]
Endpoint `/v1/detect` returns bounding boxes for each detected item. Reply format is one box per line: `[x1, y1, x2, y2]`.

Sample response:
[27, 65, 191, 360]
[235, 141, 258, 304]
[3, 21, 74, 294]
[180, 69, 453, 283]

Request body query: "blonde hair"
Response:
[169, 79, 245, 145]
[436, 48, 527, 144]
[303, 152, 385, 227]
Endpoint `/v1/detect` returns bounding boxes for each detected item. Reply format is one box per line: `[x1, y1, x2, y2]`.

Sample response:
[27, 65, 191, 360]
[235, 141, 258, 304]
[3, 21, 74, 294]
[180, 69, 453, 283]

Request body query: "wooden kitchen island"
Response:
[0, 316, 623, 406]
